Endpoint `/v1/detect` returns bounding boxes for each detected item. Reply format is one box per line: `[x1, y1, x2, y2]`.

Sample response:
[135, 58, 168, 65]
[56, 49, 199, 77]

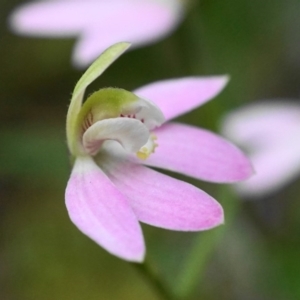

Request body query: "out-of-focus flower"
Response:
[221, 101, 300, 198]
[9, 0, 184, 67]
[66, 42, 253, 262]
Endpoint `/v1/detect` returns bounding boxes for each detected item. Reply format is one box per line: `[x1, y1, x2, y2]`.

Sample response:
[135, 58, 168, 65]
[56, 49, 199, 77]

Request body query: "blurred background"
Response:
[1, 0, 300, 299]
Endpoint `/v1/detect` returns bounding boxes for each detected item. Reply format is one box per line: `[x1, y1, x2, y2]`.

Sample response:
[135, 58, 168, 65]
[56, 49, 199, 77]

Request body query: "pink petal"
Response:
[221, 101, 300, 148]
[100, 157, 224, 231]
[10, 0, 183, 67]
[142, 122, 253, 183]
[73, 1, 183, 66]
[65, 156, 145, 262]
[9, 1, 89, 36]
[133, 76, 229, 121]
[235, 142, 300, 197]
[221, 101, 300, 197]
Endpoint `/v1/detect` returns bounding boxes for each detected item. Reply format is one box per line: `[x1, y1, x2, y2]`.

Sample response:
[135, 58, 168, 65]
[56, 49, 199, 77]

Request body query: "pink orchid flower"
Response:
[65, 42, 253, 262]
[221, 101, 300, 198]
[9, 0, 183, 67]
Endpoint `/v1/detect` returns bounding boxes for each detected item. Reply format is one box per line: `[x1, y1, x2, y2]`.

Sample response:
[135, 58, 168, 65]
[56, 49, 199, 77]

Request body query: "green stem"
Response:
[174, 186, 241, 299]
[133, 260, 175, 300]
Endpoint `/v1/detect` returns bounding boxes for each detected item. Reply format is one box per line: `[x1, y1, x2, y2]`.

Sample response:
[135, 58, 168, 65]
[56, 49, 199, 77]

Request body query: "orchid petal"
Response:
[83, 118, 149, 155]
[9, 0, 183, 67]
[221, 101, 300, 197]
[9, 1, 88, 36]
[98, 150, 224, 231]
[142, 122, 253, 183]
[235, 141, 300, 197]
[133, 76, 229, 121]
[221, 101, 300, 147]
[72, 0, 183, 66]
[67, 42, 130, 155]
[65, 156, 145, 262]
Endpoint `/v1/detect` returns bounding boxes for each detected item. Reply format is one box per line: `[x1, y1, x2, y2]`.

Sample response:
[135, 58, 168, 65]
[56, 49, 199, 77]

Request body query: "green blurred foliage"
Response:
[1, 0, 300, 299]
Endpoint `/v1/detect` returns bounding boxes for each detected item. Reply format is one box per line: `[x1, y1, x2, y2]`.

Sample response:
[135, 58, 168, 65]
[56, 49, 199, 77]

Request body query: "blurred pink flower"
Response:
[66, 43, 253, 262]
[221, 101, 300, 198]
[9, 0, 183, 67]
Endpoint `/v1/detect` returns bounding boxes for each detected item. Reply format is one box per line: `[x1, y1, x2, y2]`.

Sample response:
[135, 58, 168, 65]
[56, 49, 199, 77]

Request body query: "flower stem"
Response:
[174, 186, 240, 298]
[133, 260, 175, 300]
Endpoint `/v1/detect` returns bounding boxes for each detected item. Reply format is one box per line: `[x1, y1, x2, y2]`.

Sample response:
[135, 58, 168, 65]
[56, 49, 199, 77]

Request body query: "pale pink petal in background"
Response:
[221, 102, 300, 148]
[9, 0, 183, 67]
[72, 0, 183, 66]
[101, 158, 224, 231]
[235, 143, 300, 197]
[65, 156, 145, 262]
[10, 1, 92, 35]
[221, 101, 300, 197]
[134, 76, 229, 121]
[141, 122, 253, 183]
